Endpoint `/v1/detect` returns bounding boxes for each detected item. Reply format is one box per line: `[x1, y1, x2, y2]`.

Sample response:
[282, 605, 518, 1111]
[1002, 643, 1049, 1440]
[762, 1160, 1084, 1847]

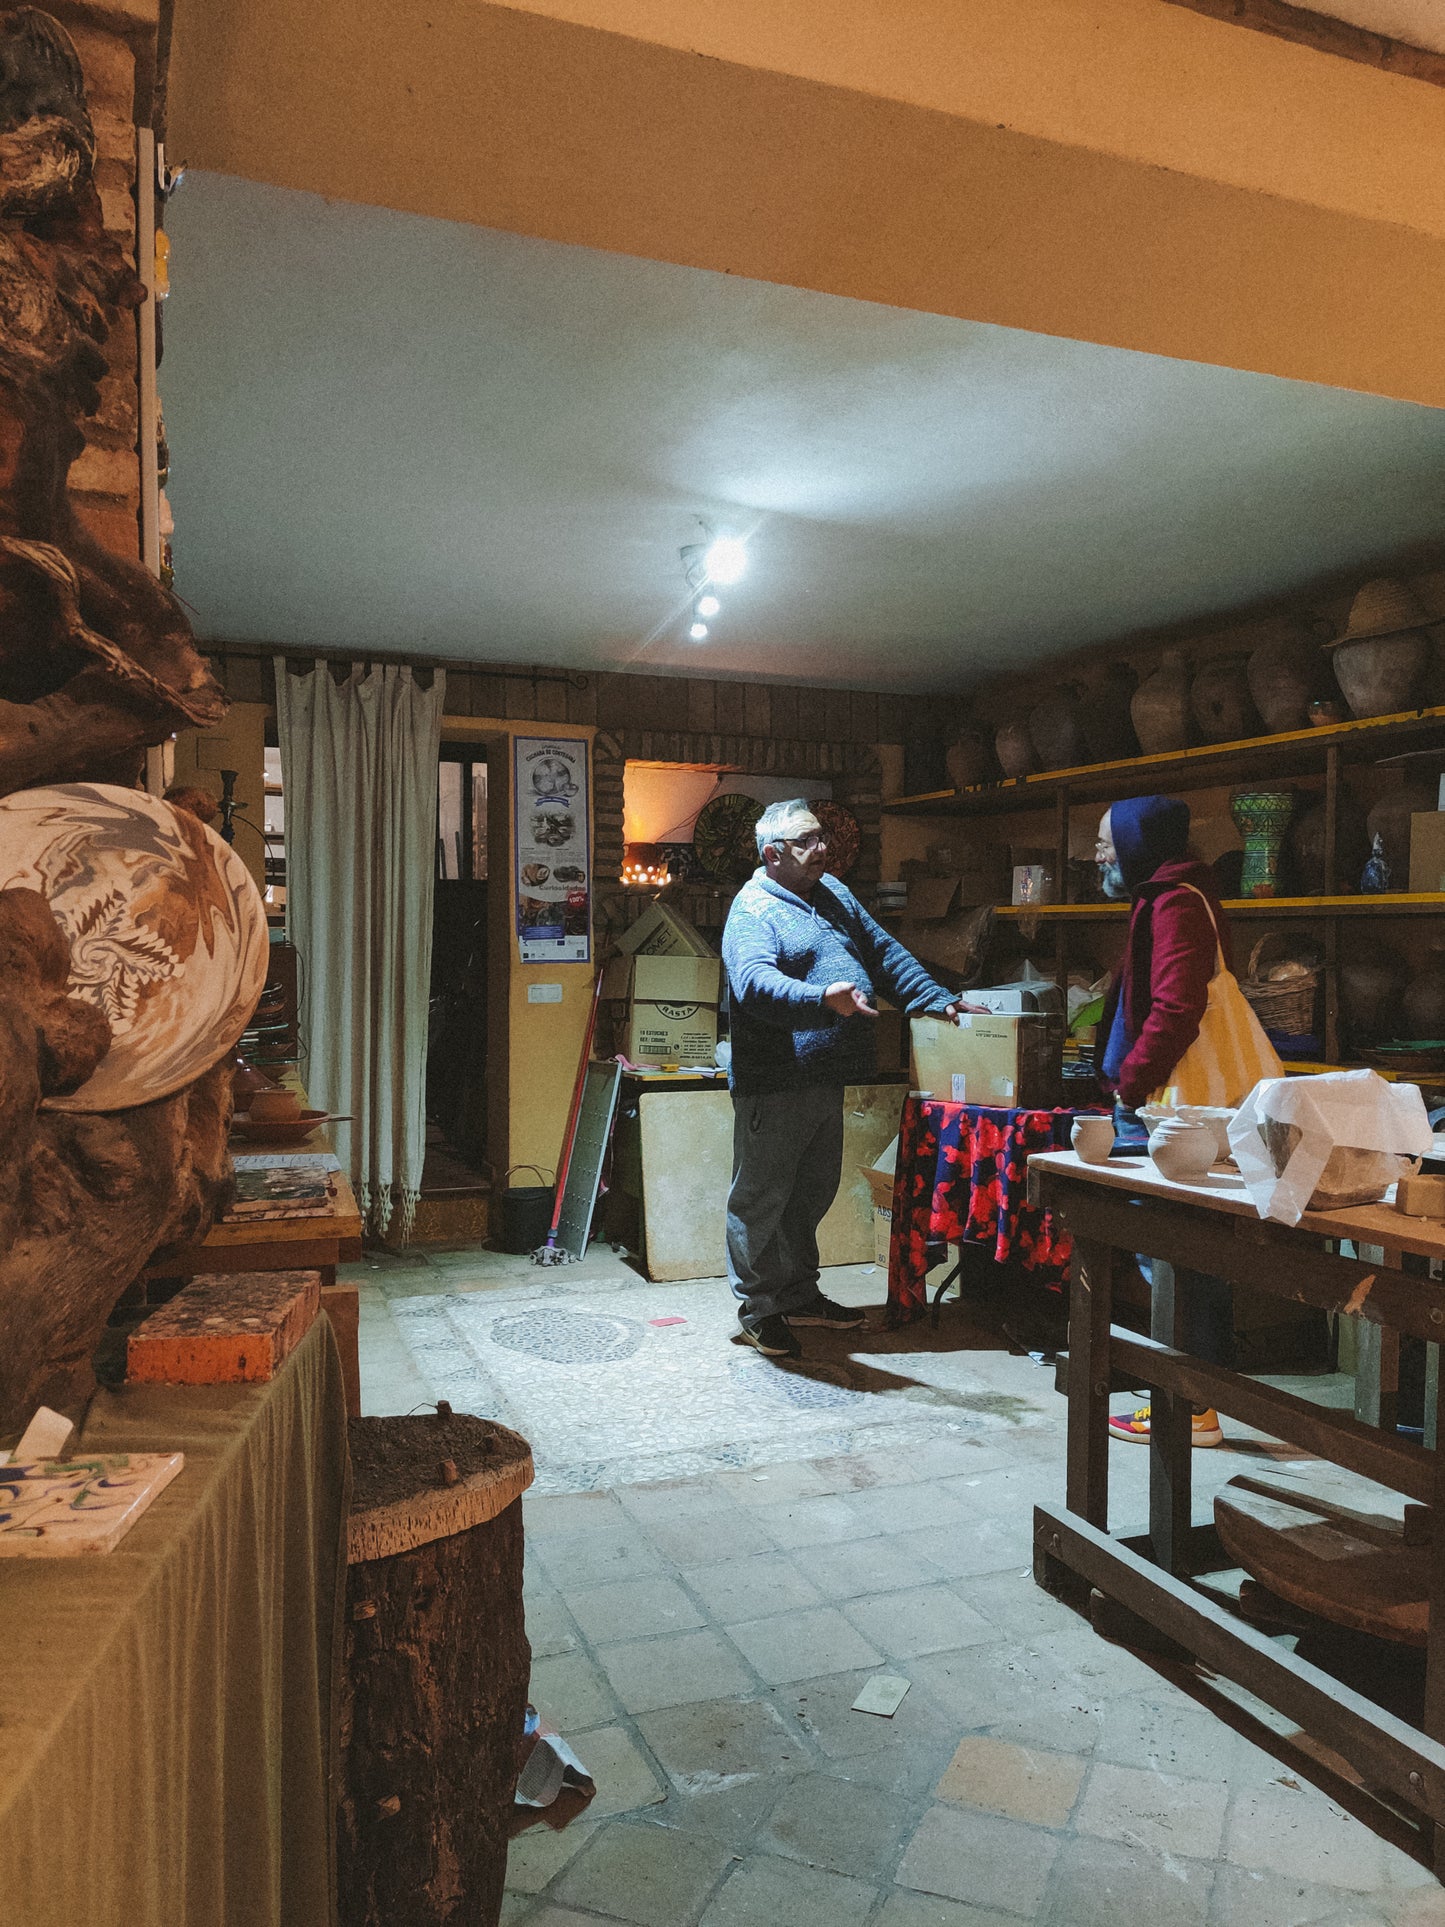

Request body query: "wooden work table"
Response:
[1027, 1148, 1445, 1872]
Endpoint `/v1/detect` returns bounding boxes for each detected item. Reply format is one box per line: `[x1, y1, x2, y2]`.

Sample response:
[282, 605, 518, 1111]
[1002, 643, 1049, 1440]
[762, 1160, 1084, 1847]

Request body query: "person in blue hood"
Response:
[1094, 794, 1232, 1448]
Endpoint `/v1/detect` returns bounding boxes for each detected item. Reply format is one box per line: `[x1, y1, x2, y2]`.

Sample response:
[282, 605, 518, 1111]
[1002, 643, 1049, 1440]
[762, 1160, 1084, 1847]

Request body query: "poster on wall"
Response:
[514, 736, 591, 964]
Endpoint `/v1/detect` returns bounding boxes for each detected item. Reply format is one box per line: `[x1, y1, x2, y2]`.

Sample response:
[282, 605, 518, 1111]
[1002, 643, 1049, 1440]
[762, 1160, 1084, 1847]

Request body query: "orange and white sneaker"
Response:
[1108, 1404, 1223, 1448]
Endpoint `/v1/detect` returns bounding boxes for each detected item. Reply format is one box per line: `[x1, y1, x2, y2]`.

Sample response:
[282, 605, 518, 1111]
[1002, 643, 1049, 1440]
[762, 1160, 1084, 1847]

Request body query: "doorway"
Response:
[426, 744, 490, 1191]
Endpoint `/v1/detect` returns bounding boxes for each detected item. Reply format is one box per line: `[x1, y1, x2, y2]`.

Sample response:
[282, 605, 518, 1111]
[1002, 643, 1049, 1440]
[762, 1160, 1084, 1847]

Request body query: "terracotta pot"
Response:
[1329, 633, 1429, 720]
[231, 1052, 277, 1107]
[1403, 968, 1445, 1039]
[1027, 686, 1087, 772]
[1130, 648, 1191, 755]
[1339, 955, 1408, 1044]
[1078, 664, 1140, 763]
[994, 718, 1036, 779]
[1147, 1118, 1218, 1183]
[1247, 634, 1317, 734]
[1366, 782, 1437, 882]
[1289, 792, 1370, 895]
[1191, 656, 1259, 745]
[944, 724, 995, 790]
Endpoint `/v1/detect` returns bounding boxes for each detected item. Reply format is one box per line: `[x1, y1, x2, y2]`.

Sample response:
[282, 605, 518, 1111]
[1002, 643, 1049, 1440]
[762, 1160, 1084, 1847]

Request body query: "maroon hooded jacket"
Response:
[1094, 797, 1231, 1109]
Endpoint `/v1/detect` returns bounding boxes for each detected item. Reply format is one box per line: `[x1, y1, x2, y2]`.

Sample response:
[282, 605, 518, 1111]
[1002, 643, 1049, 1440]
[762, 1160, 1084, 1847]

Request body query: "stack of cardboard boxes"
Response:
[601, 903, 723, 1067]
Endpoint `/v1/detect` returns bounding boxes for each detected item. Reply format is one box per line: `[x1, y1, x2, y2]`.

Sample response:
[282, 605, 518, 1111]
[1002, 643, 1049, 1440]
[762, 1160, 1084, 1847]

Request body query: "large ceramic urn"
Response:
[1191, 656, 1259, 744]
[1027, 686, 1087, 772]
[994, 718, 1036, 779]
[1131, 648, 1191, 755]
[1325, 578, 1433, 720]
[1247, 631, 1319, 734]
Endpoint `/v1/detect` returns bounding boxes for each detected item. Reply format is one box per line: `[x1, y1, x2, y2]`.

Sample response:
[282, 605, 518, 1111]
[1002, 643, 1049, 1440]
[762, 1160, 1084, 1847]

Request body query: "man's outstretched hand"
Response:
[944, 1000, 990, 1023]
[823, 981, 878, 1018]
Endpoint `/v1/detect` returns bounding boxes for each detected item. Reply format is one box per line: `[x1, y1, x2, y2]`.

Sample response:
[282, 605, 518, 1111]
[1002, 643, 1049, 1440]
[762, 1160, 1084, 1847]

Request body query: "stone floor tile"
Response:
[750, 1493, 883, 1550]
[1074, 1757, 1228, 1860]
[498, 1891, 534, 1924]
[637, 1693, 811, 1788]
[1226, 1785, 1393, 1892]
[640, 1508, 779, 1569]
[905, 1643, 1104, 1754]
[566, 1575, 707, 1645]
[852, 1436, 1016, 1487]
[595, 1629, 756, 1715]
[888, 1519, 1035, 1581]
[724, 1605, 883, 1685]
[568, 1723, 668, 1817]
[527, 1908, 620, 1927]
[1094, 1691, 1249, 1778]
[842, 1585, 1001, 1660]
[524, 1489, 629, 1537]
[682, 1553, 824, 1622]
[650, 1773, 786, 1851]
[615, 1477, 740, 1524]
[961, 1564, 1083, 1635]
[1039, 1831, 1214, 1926]
[533, 1524, 667, 1591]
[874, 1892, 1027, 1927]
[505, 1819, 599, 1893]
[896, 1802, 1061, 1917]
[756, 1770, 913, 1881]
[776, 1667, 956, 1774]
[528, 1652, 621, 1734]
[1211, 1863, 1398, 1927]
[717, 1461, 841, 1505]
[1390, 1891, 1445, 1925]
[936, 1734, 1086, 1828]
[790, 1535, 949, 1602]
[552, 1818, 734, 1927]
[524, 1587, 582, 1659]
[840, 1481, 974, 1536]
[698, 1852, 877, 1927]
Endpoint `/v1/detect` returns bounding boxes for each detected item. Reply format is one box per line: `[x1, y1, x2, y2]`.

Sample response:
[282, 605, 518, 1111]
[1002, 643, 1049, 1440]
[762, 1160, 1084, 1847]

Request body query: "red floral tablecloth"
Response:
[886, 1099, 1082, 1324]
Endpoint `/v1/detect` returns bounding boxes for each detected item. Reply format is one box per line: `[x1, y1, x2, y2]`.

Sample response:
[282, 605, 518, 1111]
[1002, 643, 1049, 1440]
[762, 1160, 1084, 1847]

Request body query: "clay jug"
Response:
[1338, 954, 1408, 1044]
[1365, 781, 1436, 883]
[1130, 648, 1191, 755]
[1289, 792, 1369, 896]
[1027, 685, 1087, 772]
[1191, 656, 1259, 745]
[1078, 663, 1140, 763]
[1327, 578, 1433, 719]
[1247, 633, 1317, 734]
[1404, 967, 1445, 1039]
[944, 724, 994, 790]
[995, 718, 1036, 779]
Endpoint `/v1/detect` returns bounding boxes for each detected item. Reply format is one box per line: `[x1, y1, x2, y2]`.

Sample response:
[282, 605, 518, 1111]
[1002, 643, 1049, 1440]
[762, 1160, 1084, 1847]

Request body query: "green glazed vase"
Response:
[1231, 791, 1295, 899]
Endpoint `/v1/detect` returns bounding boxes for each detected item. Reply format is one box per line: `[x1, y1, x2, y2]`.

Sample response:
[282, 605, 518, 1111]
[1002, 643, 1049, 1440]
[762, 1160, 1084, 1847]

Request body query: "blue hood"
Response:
[1111, 794, 1191, 894]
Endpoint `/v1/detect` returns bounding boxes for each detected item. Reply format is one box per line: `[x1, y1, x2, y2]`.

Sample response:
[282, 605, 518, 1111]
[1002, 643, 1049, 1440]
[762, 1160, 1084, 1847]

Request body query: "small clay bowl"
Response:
[231, 1108, 330, 1145]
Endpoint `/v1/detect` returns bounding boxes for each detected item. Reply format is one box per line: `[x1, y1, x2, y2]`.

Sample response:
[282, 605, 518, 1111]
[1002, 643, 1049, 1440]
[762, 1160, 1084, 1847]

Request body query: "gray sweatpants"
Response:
[727, 1085, 845, 1329]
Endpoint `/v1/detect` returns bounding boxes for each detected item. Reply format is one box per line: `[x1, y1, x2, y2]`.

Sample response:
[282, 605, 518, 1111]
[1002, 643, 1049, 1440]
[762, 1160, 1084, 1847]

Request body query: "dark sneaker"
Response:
[738, 1314, 802, 1358]
[786, 1295, 867, 1331]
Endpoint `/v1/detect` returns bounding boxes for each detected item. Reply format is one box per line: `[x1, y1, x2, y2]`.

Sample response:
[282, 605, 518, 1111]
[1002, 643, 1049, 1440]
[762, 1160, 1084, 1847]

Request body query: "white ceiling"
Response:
[162, 172, 1445, 694]
[1280, 1, 1445, 55]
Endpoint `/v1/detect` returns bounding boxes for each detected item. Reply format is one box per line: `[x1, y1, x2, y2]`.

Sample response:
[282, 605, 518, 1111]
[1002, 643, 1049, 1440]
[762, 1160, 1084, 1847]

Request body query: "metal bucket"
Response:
[497, 1164, 555, 1253]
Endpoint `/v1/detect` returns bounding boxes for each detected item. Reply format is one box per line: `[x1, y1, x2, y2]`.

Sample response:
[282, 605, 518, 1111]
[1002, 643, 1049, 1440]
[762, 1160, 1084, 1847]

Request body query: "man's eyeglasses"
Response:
[780, 833, 827, 853]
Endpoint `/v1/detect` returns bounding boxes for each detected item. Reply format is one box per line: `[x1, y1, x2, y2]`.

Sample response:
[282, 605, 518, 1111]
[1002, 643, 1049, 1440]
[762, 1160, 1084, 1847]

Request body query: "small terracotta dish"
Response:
[231, 1109, 348, 1145]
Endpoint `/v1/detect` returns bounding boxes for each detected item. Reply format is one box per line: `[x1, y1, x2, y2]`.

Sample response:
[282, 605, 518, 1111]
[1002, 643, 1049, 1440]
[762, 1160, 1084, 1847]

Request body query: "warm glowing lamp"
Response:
[622, 843, 670, 889]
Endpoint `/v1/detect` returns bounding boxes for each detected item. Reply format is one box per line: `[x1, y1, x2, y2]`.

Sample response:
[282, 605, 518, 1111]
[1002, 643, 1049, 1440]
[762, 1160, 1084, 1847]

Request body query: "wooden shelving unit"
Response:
[884, 704, 1445, 1064]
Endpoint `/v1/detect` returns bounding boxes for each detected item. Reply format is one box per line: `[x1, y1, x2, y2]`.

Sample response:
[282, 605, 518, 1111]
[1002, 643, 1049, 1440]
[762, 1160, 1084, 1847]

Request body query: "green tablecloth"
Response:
[0, 1316, 350, 1927]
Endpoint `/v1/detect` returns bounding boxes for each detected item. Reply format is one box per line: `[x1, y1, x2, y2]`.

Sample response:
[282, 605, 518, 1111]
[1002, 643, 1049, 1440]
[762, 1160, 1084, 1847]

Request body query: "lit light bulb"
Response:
[702, 536, 747, 585]
[689, 621, 708, 641]
[696, 593, 720, 619]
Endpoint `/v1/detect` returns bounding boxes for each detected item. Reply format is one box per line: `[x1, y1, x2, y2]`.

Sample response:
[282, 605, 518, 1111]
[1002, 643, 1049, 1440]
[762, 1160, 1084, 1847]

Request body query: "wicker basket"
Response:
[1238, 933, 1318, 1036]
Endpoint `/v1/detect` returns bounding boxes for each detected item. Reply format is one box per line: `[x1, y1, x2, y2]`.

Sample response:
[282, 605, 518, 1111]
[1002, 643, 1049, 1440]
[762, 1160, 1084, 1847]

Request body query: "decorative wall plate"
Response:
[693, 792, 764, 884]
[0, 783, 269, 1112]
[815, 801, 861, 879]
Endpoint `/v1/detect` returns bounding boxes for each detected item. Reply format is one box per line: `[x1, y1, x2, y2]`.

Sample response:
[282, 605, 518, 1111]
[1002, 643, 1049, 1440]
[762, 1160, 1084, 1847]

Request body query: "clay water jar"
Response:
[1326, 577, 1434, 719]
[1289, 792, 1369, 896]
[1247, 633, 1318, 734]
[944, 724, 995, 790]
[1191, 656, 1259, 745]
[1027, 686, 1087, 772]
[1131, 648, 1192, 755]
[994, 719, 1036, 779]
[1078, 663, 1140, 763]
[1147, 1118, 1218, 1183]
[249, 1087, 302, 1124]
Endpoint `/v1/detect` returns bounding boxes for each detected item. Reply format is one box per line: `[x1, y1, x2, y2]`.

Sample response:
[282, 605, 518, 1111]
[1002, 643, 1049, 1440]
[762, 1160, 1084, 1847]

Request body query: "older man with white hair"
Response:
[721, 798, 980, 1358]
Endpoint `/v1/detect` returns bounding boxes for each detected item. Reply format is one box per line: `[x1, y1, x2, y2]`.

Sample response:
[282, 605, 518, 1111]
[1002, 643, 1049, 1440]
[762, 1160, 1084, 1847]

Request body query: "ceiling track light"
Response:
[688, 621, 709, 642]
[696, 592, 720, 620]
[679, 528, 747, 643]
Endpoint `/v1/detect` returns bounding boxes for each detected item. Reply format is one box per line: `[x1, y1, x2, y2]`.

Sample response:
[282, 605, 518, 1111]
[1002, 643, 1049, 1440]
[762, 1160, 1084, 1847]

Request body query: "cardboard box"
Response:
[860, 1135, 900, 1267]
[909, 1012, 1061, 1107]
[1409, 812, 1445, 894]
[620, 953, 722, 1065]
[602, 900, 715, 1000]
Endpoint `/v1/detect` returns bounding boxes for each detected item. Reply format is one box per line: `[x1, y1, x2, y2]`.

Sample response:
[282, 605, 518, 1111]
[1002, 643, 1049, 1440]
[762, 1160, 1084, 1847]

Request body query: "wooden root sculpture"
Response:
[0, 6, 226, 798]
[0, 887, 233, 1430]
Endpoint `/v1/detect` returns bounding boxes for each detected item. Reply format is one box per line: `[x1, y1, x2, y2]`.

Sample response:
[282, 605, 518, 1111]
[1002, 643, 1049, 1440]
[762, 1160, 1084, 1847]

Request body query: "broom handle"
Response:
[544, 969, 605, 1243]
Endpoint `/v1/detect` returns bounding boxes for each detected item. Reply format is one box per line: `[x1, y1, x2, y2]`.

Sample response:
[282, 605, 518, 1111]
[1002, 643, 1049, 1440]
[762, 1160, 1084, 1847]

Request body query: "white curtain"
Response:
[275, 660, 445, 1241]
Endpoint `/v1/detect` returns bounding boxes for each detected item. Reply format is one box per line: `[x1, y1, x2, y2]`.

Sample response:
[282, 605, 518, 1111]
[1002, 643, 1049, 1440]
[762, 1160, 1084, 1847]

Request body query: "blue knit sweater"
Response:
[722, 871, 955, 1095]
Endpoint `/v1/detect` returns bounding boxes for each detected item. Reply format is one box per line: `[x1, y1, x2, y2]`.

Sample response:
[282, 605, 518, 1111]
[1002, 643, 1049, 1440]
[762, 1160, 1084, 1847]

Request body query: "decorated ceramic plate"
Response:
[0, 783, 269, 1112]
[815, 801, 861, 879]
[694, 792, 764, 884]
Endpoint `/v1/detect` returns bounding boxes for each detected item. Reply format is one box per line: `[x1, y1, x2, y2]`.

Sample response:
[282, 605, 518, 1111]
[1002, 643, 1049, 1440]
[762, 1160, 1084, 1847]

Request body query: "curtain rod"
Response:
[207, 640, 589, 689]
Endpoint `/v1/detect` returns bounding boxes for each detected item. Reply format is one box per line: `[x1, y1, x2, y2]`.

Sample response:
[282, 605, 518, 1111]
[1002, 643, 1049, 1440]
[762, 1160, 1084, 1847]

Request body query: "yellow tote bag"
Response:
[1149, 885, 1282, 1108]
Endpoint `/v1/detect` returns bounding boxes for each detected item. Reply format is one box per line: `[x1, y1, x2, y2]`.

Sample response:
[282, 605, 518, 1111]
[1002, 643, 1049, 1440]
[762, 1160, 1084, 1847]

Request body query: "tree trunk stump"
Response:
[338, 1410, 534, 1927]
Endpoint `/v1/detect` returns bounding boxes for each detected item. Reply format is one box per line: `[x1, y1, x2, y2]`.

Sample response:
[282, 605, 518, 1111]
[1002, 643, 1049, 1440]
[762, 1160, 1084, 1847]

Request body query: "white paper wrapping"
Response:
[1227, 1070, 1431, 1226]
